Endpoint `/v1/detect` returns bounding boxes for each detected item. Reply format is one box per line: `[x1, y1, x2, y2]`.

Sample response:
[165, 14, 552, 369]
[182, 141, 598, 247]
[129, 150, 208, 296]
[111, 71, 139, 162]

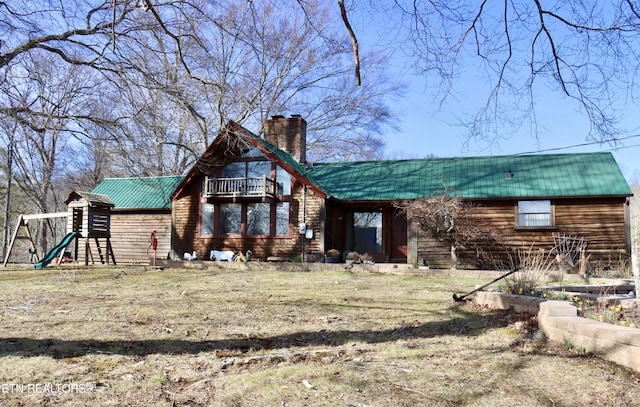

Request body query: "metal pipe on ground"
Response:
[452, 267, 522, 302]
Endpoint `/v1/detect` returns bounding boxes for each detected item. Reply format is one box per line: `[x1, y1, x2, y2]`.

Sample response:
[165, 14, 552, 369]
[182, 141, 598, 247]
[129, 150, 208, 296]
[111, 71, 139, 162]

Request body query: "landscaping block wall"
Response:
[539, 301, 640, 373]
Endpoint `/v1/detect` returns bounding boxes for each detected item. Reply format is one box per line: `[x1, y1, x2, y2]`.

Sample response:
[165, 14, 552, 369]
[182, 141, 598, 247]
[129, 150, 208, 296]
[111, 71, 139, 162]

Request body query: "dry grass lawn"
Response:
[0, 265, 639, 406]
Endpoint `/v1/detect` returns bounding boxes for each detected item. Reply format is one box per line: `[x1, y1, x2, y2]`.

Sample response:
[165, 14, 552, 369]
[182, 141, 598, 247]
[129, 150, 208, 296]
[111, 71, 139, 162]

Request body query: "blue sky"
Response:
[353, 5, 640, 184]
[380, 76, 640, 184]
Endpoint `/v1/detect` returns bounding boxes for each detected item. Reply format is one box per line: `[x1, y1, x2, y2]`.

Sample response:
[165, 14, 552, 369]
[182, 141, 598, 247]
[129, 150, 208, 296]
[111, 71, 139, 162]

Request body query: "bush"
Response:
[502, 245, 556, 294]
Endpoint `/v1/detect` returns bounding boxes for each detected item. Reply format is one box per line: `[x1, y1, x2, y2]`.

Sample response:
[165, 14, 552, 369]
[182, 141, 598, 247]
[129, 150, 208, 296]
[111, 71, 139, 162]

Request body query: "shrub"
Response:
[502, 245, 556, 294]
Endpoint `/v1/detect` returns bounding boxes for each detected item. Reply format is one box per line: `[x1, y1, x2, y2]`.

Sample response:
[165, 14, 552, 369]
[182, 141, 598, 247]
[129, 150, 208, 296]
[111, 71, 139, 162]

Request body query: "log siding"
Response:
[417, 197, 629, 269]
[172, 174, 326, 262]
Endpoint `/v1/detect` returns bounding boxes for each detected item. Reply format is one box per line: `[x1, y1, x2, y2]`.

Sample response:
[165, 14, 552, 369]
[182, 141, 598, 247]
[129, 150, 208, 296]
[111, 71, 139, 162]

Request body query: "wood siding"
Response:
[72, 210, 171, 265]
[417, 198, 629, 269]
[111, 211, 172, 264]
[171, 173, 326, 262]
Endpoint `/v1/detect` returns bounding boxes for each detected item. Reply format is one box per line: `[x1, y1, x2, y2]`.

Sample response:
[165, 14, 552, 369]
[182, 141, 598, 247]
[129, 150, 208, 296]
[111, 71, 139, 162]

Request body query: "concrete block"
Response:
[538, 301, 577, 317]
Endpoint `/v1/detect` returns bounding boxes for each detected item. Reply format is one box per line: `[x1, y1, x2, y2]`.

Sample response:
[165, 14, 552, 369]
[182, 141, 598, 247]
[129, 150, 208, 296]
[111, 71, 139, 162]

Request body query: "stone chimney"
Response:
[263, 114, 307, 163]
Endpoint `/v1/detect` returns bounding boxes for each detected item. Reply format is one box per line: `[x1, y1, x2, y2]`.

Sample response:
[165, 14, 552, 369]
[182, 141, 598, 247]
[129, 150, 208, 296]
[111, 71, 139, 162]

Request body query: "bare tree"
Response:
[165, 0, 397, 162]
[396, 184, 503, 269]
[108, 0, 398, 165]
[1, 51, 101, 252]
[0, 0, 402, 254]
[1, 0, 399, 172]
[346, 1, 640, 147]
[630, 184, 640, 297]
[0, 120, 17, 259]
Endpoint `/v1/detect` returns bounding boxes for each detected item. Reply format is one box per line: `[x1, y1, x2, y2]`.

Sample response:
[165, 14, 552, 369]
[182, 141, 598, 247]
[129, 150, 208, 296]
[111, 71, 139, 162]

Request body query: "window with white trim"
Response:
[517, 200, 552, 227]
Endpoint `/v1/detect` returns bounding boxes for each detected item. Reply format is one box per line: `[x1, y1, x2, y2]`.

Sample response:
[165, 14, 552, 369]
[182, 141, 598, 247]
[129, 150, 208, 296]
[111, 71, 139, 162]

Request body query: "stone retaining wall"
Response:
[154, 260, 511, 279]
[538, 301, 640, 372]
[474, 291, 547, 314]
[475, 291, 640, 373]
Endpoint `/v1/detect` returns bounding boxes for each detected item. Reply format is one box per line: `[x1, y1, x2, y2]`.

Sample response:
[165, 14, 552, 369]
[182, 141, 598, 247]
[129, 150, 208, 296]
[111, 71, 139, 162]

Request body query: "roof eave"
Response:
[469, 193, 633, 201]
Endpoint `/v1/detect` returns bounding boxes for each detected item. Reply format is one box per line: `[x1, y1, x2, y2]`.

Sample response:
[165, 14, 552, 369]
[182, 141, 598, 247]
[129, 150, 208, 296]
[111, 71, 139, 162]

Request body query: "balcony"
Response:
[204, 176, 277, 198]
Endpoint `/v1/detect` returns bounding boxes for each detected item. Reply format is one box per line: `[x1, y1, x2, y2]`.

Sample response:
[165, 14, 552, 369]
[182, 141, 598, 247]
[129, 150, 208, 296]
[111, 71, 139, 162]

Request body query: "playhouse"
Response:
[65, 191, 116, 266]
[3, 191, 116, 268]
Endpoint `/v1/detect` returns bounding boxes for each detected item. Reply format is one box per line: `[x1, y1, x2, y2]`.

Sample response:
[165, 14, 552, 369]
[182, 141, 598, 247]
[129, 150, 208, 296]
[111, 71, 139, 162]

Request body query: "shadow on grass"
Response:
[0, 305, 514, 359]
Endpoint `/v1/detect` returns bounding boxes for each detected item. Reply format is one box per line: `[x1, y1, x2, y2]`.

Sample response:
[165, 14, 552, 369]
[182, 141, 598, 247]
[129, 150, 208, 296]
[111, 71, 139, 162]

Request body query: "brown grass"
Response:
[0, 265, 639, 406]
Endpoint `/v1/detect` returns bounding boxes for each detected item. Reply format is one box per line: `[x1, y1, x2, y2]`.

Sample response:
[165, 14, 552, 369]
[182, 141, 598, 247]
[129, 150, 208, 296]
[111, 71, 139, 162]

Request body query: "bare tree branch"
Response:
[338, 0, 361, 86]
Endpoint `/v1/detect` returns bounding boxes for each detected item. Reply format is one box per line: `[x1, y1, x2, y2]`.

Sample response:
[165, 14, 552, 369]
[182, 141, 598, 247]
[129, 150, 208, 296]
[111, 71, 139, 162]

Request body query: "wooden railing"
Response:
[204, 176, 276, 198]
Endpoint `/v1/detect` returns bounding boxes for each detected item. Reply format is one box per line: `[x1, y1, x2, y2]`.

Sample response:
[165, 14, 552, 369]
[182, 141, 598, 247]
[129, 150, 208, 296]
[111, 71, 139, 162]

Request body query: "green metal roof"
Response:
[92, 176, 184, 209]
[305, 152, 631, 201]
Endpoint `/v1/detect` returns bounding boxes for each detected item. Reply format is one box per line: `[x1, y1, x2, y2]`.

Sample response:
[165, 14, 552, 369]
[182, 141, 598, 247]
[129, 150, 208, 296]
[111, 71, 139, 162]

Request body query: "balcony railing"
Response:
[204, 176, 277, 198]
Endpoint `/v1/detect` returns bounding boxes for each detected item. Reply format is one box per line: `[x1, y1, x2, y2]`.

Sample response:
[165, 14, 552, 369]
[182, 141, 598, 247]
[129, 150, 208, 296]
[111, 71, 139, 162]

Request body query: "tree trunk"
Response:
[630, 187, 639, 299]
[2, 132, 13, 260]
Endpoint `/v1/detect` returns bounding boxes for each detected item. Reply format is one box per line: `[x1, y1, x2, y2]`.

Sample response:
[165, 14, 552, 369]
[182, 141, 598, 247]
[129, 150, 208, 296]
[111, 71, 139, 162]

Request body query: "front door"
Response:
[342, 207, 408, 263]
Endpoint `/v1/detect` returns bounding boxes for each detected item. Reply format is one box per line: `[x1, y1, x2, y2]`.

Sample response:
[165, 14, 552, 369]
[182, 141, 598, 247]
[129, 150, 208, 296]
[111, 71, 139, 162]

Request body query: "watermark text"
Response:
[1, 382, 94, 394]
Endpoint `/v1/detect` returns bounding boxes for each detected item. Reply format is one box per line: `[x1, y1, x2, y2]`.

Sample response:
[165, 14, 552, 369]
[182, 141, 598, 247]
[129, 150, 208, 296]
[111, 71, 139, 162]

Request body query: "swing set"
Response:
[3, 191, 117, 268]
[3, 212, 72, 267]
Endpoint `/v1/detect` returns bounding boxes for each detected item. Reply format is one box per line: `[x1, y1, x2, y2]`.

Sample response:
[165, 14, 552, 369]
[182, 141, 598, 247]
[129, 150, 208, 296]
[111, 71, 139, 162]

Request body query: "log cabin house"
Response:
[169, 115, 633, 269]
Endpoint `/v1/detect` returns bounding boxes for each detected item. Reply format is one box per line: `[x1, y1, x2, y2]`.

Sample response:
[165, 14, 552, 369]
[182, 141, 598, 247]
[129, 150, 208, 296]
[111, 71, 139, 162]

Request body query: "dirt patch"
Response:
[0, 266, 639, 406]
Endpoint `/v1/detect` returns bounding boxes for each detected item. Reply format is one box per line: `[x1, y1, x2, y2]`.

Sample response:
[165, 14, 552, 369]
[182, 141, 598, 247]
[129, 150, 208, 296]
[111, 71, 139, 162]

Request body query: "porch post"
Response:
[407, 218, 419, 268]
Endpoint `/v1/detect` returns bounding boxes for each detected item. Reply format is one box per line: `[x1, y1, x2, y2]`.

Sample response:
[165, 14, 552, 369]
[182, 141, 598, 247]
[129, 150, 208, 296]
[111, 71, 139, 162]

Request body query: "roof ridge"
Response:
[102, 175, 184, 180]
[308, 151, 614, 166]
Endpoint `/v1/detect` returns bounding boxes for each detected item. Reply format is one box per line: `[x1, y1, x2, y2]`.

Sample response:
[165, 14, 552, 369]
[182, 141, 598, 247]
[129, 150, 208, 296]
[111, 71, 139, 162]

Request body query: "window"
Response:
[202, 201, 291, 237]
[242, 147, 264, 158]
[247, 203, 270, 235]
[220, 160, 271, 179]
[204, 158, 292, 237]
[276, 202, 290, 235]
[517, 200, 552, 227]
[201, 203, 215, 236]
[221, 203, 241, 234]
[220, 162, 245, 178]
[247, 161, 271, 179]
[276, 165, 291, 195]
[353, 211, 382, 253]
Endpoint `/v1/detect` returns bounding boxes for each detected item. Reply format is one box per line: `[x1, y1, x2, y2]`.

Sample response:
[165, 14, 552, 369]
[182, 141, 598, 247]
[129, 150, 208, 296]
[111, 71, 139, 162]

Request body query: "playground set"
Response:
[3, 191, 117, 269]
